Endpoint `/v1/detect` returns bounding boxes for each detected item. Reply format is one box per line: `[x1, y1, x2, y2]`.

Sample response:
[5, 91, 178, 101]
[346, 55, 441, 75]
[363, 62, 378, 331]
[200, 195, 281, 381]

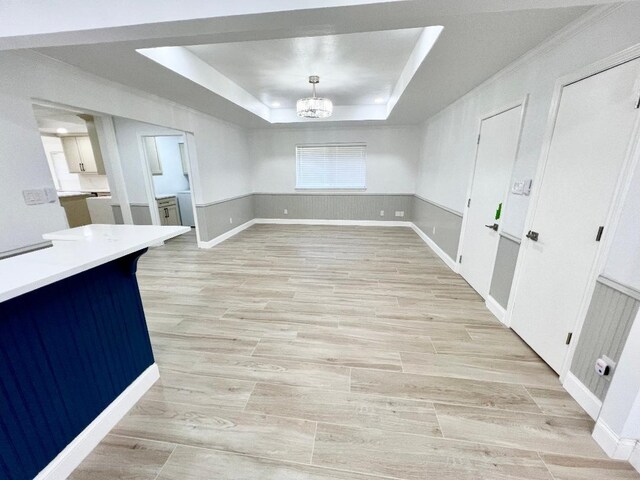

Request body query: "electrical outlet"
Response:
[229, 217, 233, 224]
[380, 210, 384, 217]
[395, 211, 404, 217]
[284, 209, 288, 215]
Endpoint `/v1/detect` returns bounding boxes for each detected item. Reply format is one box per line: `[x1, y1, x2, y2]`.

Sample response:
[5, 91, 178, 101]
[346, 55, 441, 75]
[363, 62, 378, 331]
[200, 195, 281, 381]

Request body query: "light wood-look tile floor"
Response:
[71, 225, 639, 479]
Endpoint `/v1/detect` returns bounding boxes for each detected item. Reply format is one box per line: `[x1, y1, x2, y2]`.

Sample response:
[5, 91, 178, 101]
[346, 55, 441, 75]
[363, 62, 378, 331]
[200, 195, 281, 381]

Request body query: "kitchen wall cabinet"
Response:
[60, 135, 104, 174]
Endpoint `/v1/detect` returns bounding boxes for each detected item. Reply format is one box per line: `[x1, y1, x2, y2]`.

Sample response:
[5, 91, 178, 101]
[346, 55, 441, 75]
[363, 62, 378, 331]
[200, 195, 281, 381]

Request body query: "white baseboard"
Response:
[592, 417, 638, 460]
[410, 224, 459, 272]
[35, 364, 160, 480]
[485, 295, 507, 325]
[630, 443, 640, 474]
[254, 218, 413, 227]
[563, 371, 602, 420]
[198, 219, 256, 248]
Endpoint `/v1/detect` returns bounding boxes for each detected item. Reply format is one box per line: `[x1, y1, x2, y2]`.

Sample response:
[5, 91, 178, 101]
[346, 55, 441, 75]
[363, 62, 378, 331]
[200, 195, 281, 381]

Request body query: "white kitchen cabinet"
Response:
[143, 136, 163, 175]
[61, 136, 82, 173]
[60, 135, 104, 174]
[157, 197, 181, 226]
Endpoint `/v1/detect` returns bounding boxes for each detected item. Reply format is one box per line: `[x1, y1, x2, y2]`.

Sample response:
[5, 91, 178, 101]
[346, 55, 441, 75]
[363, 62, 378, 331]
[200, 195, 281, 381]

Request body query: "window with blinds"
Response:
[296, 144, 366, 189]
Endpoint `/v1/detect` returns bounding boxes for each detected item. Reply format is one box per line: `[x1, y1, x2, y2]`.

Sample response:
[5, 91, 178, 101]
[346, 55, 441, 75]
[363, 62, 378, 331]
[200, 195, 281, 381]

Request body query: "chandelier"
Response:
[296, 76, 333, 119]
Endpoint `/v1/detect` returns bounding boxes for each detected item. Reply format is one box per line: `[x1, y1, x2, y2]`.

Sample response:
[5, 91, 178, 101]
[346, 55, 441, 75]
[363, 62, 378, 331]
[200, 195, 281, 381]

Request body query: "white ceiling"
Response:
[185, 28, 424, 108]
[28, 1, 599, 127]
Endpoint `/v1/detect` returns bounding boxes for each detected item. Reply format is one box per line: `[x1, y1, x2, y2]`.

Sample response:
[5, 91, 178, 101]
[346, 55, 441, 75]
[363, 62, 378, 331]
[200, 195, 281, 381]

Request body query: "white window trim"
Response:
[295, 143, 367, 190]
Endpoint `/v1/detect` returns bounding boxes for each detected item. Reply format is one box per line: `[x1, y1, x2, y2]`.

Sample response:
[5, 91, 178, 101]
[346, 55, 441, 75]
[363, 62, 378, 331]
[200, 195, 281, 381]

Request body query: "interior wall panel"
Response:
[412, 195, 462, 261]
[570, 277, 640, 401]
[489, 235, 520, 308]
[253, 194, 413, 222]
[196, 194, 254, 242]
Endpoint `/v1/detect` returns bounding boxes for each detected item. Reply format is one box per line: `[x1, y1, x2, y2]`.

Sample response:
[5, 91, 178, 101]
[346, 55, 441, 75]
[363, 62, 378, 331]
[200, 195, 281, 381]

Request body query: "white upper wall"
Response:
[113, 118, 185, 204]
[602, 159, 640, 292]
[415, 3, 640, 237]
[0, 50, 252, 254]
[250, 125, 419, 194]
[153, 136, 190, 196]
[0, 91, 68, 251]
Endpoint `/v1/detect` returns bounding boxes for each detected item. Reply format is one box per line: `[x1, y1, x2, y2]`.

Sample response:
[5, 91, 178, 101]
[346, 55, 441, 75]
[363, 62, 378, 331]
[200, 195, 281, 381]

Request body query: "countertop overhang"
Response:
[0, 224, 189, 303]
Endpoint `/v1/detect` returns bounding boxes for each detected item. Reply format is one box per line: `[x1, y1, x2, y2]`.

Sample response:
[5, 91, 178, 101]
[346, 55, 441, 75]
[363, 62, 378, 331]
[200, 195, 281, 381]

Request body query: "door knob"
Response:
[485, 223, 498, 231]
[526, 230, 539, 241]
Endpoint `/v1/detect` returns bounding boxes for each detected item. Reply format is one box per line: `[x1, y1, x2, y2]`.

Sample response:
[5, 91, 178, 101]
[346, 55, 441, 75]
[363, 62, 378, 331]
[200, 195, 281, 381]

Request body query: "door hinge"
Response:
[565, 332, 573, 345]
[596, 226, 604, 242]
[477, 134, 481, 144]
[459, 255, 462, 263]
[467, 198, 471, 208]
[635, 94, 640, 109]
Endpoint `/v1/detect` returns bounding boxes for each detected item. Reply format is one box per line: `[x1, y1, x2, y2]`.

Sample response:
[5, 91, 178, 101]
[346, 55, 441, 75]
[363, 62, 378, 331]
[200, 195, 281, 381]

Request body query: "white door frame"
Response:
[30, 99, 134, 225]
[456, 95, 529, 285]
[138, 132, 172, 226]
[183, 132, 204, 248]
[138, 132, 201, 243]
[504, 44, 640, 382]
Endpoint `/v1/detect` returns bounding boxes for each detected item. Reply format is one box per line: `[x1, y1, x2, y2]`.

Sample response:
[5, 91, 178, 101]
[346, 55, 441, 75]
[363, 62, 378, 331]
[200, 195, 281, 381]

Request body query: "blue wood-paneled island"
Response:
[0, 225, 189, 480]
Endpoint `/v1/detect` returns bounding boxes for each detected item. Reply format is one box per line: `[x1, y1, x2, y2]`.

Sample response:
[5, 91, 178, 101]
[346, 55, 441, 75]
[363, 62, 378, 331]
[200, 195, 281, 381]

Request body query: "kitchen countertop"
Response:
[0, 224, 189, 303]
[57, 190, 111, 198]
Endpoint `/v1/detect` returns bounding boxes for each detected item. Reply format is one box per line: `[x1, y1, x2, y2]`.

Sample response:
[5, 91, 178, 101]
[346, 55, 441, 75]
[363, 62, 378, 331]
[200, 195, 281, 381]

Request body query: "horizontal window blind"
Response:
[296, 144, 366, 189]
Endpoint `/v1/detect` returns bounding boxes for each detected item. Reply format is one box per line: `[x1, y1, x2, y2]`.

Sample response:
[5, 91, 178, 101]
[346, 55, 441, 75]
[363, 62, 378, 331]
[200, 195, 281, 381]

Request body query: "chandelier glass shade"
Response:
[296, 76, 333, 118]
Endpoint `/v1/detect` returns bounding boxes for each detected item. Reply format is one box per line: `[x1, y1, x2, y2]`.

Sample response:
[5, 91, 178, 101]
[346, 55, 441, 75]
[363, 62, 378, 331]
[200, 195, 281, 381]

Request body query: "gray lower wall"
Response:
[111, 193, 463, 262]
[412, 195, 462, 260]
[489, 235, 521, 309]
[196, 194, 254, 242]
[112, 204, 153, 225]
[253, 193, 413, 222]
[570, 276, 640, 401]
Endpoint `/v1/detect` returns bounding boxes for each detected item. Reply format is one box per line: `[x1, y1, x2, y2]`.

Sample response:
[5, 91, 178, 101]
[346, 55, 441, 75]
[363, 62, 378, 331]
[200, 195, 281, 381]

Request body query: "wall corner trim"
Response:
[563, 371, 602, 420]
[199, 219, 256, 248]
[410, 223, 459, 272]
[592, 417, 638, 460]
[34, 363, 160, 480]
[485, 295, 507, 325]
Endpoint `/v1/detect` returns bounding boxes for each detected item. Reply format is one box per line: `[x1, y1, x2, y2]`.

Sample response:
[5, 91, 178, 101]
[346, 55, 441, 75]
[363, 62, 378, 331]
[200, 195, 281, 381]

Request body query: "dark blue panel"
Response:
[0, 249, 153, 480]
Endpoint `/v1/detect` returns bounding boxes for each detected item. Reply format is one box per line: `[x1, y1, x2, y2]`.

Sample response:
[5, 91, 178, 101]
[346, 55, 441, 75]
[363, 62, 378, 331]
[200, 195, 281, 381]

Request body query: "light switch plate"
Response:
[512, 181, 524, 195]
[23, 189, 46, 205]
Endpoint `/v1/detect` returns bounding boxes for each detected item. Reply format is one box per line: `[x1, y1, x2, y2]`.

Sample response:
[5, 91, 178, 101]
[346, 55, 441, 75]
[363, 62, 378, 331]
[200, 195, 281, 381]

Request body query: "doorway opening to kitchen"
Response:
[33, 103, 116, 228]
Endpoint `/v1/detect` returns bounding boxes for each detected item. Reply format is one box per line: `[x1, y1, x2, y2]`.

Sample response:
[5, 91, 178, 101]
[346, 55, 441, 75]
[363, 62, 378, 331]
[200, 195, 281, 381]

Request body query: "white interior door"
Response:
[510, 57, 640, 373]
[460, 105, 522, 297]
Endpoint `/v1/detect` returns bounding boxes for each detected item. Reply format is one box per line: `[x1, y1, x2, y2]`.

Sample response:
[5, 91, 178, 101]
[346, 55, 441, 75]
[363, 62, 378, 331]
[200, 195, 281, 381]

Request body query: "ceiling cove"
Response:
[137, 26, 443, 124]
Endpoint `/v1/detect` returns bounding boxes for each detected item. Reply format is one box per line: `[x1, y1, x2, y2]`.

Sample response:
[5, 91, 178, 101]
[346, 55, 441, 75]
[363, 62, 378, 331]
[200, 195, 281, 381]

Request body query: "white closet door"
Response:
[460, 105, 522, 298]
[510, 57, 640, 373]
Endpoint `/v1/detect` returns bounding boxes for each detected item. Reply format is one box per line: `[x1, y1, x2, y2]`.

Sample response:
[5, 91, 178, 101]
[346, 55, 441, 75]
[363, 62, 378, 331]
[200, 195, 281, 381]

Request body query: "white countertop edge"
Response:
[0, 225, 189, 303]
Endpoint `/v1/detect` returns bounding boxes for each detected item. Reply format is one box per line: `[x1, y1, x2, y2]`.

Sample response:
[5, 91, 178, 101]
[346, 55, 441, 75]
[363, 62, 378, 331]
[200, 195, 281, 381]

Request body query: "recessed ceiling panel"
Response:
[185, 28, 423, 109]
